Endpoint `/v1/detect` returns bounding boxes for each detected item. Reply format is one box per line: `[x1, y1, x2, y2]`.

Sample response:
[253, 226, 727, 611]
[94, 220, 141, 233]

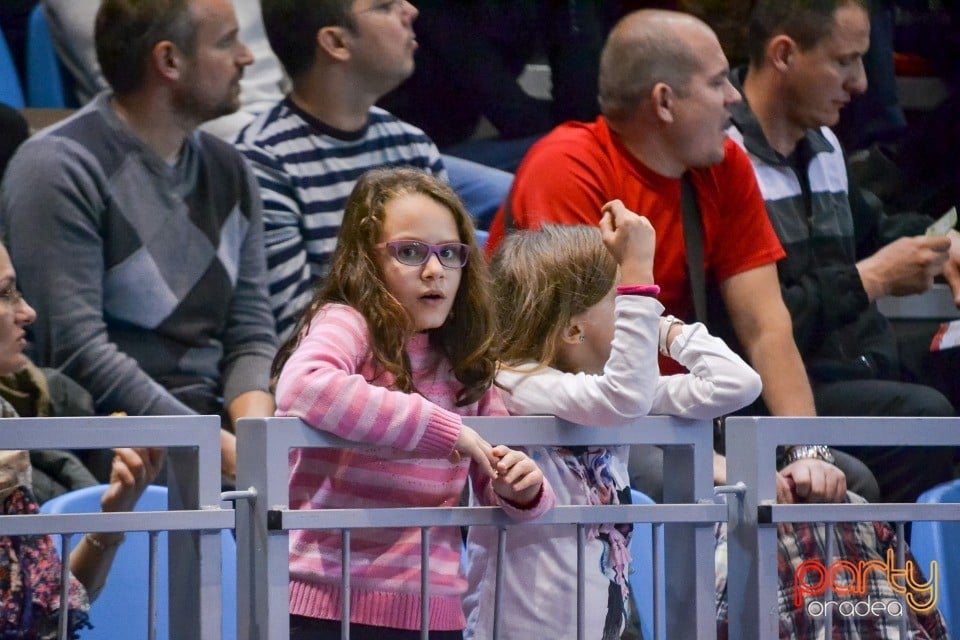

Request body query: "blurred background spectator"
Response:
[379, 0, 625, 172]
[0, 0, 38, 86]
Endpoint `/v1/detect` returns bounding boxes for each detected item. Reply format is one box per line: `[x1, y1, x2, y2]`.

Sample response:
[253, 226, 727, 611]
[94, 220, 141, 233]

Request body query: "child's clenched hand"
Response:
[490, 445, 544, 507]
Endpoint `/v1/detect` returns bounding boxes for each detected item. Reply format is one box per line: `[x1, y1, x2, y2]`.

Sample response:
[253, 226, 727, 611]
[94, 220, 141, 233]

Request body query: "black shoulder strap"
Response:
[680, 173, 707, 323]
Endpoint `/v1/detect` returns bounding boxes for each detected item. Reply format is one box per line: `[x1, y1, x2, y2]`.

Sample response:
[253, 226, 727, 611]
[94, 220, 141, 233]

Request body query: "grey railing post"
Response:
[725, 416, 779, 640]
[659, 421, 717, 638]
[236, 417, 294, 640]
[166, 415, 223, 640]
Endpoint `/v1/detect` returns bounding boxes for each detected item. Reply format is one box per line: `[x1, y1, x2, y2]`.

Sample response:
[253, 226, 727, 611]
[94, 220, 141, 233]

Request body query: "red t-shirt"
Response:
[488, 117, 785, 324]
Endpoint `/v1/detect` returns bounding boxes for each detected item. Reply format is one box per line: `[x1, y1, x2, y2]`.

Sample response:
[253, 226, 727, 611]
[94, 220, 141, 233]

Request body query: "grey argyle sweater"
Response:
[0, 93, 277, 416]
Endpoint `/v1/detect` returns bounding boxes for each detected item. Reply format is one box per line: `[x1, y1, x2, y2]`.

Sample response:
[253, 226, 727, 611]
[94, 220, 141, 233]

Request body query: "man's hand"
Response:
[774, 458, 847, 536]
[856, 235, 950, 301]
[941, 229, 960, 306]
[713, 450, 727, 486]
[221, 430, 237, 486]
[778, 458, 847, 504]
[226, 390, 276, 428]
[224, 390, 276, 485]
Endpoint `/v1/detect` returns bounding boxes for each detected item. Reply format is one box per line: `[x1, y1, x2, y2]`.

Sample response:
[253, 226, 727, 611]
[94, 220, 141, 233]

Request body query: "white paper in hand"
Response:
[925, 206, 957, 236]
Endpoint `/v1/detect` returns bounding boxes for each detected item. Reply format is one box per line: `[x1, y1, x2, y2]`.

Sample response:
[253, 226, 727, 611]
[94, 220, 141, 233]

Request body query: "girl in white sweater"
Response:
[462, 201, 762, 640]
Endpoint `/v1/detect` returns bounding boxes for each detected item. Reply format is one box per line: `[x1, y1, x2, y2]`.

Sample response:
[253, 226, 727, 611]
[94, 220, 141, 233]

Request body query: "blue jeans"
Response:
[443, 134, 541, 173]
[442, 154, 512, 235]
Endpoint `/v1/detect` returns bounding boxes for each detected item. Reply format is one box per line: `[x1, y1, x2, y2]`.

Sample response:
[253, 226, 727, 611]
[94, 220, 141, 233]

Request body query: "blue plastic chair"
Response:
[629, 489, 665, 640]
[41, 485, 237, 640]
[26, 4, 70, 108]
[910, 478, 960, 640]
[0, 28, 25, 109]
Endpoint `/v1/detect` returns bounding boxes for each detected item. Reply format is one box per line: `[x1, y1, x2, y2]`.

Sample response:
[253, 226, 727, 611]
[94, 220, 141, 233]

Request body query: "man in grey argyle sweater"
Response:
[0, 0, 278, 485]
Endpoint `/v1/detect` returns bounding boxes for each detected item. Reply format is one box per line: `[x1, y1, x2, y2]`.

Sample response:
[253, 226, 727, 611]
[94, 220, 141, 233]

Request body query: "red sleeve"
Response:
[702, 140, 785, 283]
[486, 125, 612, 256]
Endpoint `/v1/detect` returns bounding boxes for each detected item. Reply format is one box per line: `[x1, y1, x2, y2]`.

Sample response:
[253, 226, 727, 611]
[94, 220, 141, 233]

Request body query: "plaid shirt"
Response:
[715, 493, 948, 639]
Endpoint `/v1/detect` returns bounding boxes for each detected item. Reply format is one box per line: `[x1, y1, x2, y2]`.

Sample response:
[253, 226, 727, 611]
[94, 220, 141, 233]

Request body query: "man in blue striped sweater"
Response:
[236, 0, 512, 340]
[728, 0, 960, 504]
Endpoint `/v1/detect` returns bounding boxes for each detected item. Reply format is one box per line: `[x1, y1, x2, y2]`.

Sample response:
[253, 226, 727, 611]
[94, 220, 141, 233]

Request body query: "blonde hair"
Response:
[491, 225, 617, 371]
[273, 167, 498, 406]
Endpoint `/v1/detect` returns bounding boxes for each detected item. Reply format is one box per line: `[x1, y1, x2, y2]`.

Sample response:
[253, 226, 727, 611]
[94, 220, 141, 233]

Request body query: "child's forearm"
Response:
[651, 323, 763, 419]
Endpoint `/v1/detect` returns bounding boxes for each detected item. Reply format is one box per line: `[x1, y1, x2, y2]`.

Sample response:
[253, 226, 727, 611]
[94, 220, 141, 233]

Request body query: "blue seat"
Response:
[629, 489, 665, 640]
[26, 4, 71, 108]
[910, 478, 960, 640]
[41, 485, 237, 640]
[0, 28, 25, 109]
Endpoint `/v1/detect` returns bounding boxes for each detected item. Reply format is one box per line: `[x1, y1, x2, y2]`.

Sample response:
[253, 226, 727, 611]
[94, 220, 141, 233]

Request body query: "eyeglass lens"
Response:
[390, 242, 468, 268]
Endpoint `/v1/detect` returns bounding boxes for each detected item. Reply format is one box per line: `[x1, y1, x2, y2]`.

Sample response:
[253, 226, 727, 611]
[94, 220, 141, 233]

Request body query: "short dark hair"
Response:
[747, 0, 867, 68]
[599, 11, 703, 123]
[95, 0, 198, 95]
[261, 0, 356, 80]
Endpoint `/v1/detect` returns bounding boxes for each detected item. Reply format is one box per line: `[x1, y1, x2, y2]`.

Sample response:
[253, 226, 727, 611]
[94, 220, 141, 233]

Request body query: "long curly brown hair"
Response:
[272, 167, 498, 406]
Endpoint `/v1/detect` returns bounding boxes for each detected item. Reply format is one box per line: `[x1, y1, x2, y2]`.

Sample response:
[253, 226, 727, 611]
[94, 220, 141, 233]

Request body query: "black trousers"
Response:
[815, 320, 960, 506]
[815, 377, 956, 505]
[894, 319, 960, 413]
[289, 617, 462, 640]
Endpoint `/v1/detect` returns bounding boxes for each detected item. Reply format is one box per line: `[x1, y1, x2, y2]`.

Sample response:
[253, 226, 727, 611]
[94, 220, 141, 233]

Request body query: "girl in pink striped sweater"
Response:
[271, 168, 555, 640]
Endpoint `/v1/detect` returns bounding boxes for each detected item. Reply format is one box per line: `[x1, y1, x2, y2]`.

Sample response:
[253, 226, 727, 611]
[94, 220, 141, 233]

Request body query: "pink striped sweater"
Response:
[274, 304, 555, 631]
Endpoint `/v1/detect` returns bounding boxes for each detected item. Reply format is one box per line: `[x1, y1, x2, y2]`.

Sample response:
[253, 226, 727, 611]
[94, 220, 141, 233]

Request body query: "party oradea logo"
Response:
[792, 549, 938, 618]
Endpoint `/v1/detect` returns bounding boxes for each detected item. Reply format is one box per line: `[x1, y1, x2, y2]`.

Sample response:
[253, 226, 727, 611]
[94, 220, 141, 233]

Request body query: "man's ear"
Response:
[651, 82, 675, 124]
[151, 40, 183, 83]
[769, 34, 796, 73]
[317, 25, 352, 62]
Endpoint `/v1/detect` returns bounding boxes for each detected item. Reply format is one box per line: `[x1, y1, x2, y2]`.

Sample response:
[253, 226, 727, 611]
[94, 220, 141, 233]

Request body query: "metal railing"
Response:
[9, 414, 959, 639]
[724, 416, 960, 640]
[235, 415, 723, 640]
[0, 415, 232, 640]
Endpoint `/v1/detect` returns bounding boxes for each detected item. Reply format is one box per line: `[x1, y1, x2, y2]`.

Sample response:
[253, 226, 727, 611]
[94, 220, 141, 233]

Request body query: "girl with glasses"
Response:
[272, 167, 554, 640]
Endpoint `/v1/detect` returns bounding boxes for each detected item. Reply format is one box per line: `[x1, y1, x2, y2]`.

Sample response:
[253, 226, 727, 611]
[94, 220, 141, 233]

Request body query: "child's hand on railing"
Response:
[452, 425, 497, 479]
[489, 445, 544, 508]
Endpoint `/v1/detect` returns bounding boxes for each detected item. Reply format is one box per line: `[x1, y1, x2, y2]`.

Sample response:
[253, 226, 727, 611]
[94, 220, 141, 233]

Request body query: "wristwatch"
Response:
[782, 444, 836, 466]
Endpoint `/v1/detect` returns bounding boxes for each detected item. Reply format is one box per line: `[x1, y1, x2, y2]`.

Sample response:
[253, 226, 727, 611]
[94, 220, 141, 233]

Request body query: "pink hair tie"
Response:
[616, 284, 660, 297]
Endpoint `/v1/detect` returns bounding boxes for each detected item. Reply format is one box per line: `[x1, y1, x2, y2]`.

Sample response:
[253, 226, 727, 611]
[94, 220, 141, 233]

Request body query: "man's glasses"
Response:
[376, 241, 470, 269]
